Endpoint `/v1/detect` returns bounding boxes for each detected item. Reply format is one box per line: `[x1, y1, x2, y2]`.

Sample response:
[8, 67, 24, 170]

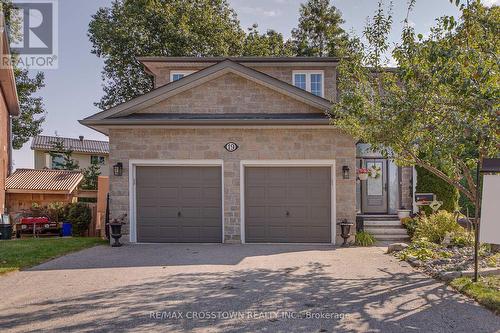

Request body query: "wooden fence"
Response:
[83, 203, 98, 237]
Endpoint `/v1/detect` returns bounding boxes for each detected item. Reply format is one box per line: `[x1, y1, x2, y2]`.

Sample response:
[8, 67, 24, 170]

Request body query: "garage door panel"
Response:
[267, 168, 287, 184]
[157, 187, 179, 200]
[136, 166, 222, 243]
[267, 187, 286, 202]
[245, 166, 331, 243]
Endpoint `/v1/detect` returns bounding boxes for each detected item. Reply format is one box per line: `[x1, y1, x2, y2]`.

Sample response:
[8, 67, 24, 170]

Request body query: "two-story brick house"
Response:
[81, 57, 414, 244]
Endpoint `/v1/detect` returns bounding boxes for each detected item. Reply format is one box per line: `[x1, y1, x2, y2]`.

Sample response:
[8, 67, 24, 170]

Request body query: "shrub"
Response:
[415, 166, 459, 214]
[414, 210, 464, 244]
[65, 203, 92, 235]
[355, 231, 376, 246]
[397, 238, 439, 261]
[450, 232, 474, 247]
[401, 217, 419, 239]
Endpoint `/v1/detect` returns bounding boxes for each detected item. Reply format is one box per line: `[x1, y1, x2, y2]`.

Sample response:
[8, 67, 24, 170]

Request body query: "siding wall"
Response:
[0, 89, 8, 214]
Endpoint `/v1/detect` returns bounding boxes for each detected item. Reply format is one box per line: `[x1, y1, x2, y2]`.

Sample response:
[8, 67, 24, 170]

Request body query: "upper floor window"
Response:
[293, 71, 324, 97]
[91, 155, 105, 165]
[170, 71, 195, 82]
[51, 154, 64, 169]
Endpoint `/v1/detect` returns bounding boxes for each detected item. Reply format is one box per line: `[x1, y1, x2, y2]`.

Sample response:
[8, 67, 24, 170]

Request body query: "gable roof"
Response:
[6, 169, 84, 194]
[31, 135, 109, 154]
[81, 59, 333, 126]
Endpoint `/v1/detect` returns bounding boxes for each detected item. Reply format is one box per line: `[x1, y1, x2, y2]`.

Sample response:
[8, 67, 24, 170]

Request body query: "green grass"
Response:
[450, 275, 500, 314]
[0, 237, 107, 275]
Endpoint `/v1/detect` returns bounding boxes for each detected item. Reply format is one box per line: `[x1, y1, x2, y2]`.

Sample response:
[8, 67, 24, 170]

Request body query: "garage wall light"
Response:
[113, 162, 123, 176]
[342, 165, 350, 179]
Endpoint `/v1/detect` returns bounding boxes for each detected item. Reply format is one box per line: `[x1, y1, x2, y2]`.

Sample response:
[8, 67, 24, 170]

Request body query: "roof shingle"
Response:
[6, 169, 84, 194]
[31, 135, 109, 154]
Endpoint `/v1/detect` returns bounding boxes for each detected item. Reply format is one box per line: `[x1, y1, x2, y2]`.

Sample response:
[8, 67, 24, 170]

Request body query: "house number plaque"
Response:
[224, 142, 239, 152]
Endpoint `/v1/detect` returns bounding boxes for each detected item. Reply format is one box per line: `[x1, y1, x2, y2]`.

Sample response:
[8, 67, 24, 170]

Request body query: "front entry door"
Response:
[362, 159, 388, 214]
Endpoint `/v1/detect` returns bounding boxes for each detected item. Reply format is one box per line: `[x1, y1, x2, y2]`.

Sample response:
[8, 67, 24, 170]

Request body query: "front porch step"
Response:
[364, 228, 408, 236]
[363, 220, 403, 228]
[372, 234, 410, 241]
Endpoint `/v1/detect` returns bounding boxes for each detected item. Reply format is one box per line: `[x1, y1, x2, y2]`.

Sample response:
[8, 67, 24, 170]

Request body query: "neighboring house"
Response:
[81, 57, 415, 244]
[31, 135, 110, 176]
[5, 169, 83, 213]
[0, 14, 21, 217]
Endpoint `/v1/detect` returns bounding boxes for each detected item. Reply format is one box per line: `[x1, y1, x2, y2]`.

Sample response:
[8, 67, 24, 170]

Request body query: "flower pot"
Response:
[397, 210, 411, 220]
[109, 223, 124, 247]
[358, 173, 369, 181]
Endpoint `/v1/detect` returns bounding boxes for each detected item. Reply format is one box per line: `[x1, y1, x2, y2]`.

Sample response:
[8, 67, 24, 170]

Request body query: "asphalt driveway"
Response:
[0, 243, 498, 332]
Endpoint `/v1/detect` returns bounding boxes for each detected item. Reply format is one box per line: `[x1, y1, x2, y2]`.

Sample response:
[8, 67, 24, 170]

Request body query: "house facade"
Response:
[81, 57, 414, 244]
[0, 15, 20, 217]
[31, 135, 110, 176]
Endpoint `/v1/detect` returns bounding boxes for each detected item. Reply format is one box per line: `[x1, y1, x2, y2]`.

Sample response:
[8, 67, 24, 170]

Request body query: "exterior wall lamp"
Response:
[113, 162, 123, 176]
[342, 165, 350, 179]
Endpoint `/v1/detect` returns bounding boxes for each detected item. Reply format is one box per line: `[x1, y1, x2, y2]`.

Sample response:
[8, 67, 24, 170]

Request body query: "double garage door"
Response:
[135, 166, 331, 243]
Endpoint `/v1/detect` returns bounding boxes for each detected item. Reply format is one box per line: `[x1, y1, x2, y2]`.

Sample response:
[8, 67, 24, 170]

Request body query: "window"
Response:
[170, 71, 195, 82]
[91, 155, 105, 165]
[293, 71, 324, 97]
[51, 154, 64, 169]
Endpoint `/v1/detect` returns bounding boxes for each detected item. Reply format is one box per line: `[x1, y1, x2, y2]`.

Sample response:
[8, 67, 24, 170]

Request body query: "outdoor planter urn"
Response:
[109, 214, 127, 247]
[337, 219, 354, 246]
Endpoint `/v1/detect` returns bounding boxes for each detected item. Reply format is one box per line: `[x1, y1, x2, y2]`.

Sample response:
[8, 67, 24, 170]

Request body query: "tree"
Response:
[242, 24, 293, 56]
[1, 1, 46, 149]
[80, 161, 101, 190]
[332, 0, 499, 208]
[49, 139, 79, 170]
[88, 0, 246, 110]
[291, 0, 348, 57]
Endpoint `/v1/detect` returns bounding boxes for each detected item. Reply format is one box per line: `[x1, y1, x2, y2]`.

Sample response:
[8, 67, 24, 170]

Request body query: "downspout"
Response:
[7, 114, 13, 176]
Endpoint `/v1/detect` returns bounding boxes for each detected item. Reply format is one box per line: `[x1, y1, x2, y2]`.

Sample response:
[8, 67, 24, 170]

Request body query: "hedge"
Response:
[416, 166, 459, 214]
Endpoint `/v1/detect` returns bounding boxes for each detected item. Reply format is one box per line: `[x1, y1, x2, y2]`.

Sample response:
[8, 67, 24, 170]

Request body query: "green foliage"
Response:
[80, 161, 102, 190]
[291, 0, 348, 57]
[242, 24, 293, 56]
[88, 0, 247, 110]
[450, 276, 500, 314]
[416, 166, 459, 214]
[414, 211, 464, 244]
[49, 139, 79, 170]
[355, 231, 376, 246]
[450, 232, 474, 247]
[65, 203, 92, 236]
[1, 0, 46, 149]
[401, 216, 419, 239]
[397, 238, 439, 261]
[331, 1, 499, 209]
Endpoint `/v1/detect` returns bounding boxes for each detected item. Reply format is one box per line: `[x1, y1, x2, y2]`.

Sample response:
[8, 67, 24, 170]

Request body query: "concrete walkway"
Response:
[0, 244, 498, 332]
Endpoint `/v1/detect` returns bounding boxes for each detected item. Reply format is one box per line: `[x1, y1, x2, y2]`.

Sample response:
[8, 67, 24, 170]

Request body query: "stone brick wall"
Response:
[108, 128, 356, 244]
[151, 64, 337, 102]
[401, 167, 414, 210]
[139, 73, 322, 114]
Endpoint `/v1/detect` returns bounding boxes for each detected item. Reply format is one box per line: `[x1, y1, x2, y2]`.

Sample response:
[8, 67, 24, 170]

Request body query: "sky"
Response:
[11, 0, 494, 169]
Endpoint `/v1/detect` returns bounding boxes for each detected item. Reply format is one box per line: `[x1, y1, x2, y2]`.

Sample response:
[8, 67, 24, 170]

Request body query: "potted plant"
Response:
[109, 214, 127, 247]
[357, 168, 369, 181]
[397, 208, 412, 219]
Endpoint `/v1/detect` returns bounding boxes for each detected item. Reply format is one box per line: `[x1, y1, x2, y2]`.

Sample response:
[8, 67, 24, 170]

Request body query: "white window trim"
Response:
[240, 160, 336, 245]
[292, 70, 325, 97]
[169, 70, 196, 82]
[128, 159, 224, 243]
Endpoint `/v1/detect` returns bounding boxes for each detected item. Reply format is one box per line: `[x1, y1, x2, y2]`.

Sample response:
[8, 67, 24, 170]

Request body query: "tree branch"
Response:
[405, 151, 476, 203]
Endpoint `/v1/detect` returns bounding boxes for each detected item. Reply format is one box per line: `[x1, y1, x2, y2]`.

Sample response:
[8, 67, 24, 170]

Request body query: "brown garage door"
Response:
[136, 166, 222, 243]
[245, 167, 331, 243]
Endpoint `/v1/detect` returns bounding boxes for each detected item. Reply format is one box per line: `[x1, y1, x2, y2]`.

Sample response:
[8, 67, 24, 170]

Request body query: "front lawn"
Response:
[450, 276, 500, 314]
[0, 237, 107, 274]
